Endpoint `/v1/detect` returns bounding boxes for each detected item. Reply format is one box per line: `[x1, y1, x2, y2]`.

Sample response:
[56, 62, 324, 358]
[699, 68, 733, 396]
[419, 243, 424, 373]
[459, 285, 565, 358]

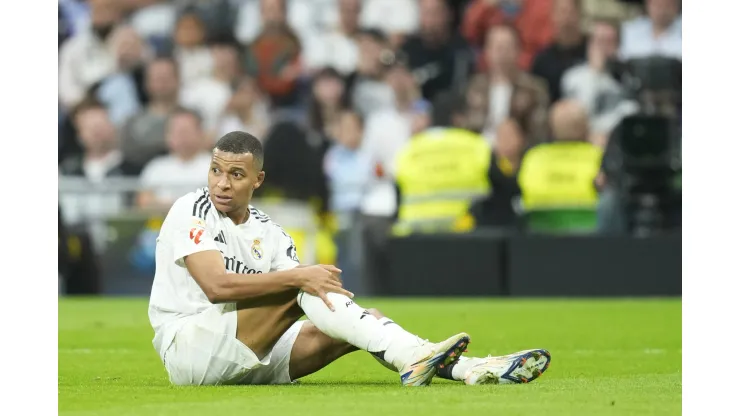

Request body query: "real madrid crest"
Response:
[251, 239, 263, 260]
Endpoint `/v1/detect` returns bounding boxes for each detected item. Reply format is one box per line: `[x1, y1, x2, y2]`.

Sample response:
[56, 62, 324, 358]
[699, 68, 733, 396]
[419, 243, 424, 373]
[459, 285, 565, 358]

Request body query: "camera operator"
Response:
[597, 57, 681, 236]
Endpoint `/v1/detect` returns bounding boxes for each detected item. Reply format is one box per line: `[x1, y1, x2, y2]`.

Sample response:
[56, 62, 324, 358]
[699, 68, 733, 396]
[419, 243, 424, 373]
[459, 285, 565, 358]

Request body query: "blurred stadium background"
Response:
[58, 1, 682, 413]
[57, 0, 681, 299]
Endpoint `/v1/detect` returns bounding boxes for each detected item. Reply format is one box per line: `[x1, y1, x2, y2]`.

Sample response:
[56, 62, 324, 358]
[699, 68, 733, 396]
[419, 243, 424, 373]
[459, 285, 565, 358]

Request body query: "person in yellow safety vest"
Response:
[393, 92, 491, 235]
[517, 100, 603, 223]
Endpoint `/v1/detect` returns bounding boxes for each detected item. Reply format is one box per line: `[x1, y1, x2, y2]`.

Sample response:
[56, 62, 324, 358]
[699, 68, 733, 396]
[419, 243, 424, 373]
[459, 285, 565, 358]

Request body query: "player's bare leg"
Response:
[287, 308, 395, 380]
[235, 292, 549, 386]
[234, 290, 304, 359]
[297, 291, 470, 386]
[287, 322, 358, 380]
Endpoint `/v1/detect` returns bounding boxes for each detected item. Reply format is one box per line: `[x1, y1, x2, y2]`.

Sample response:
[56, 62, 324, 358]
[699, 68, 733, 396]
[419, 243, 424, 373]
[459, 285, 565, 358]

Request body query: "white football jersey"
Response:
[148, 187, 300, 358]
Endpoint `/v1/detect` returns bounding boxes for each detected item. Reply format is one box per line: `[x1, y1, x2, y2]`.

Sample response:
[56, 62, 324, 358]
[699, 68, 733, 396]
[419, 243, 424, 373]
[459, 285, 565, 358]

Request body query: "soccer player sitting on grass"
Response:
[148, 131, 551, 386]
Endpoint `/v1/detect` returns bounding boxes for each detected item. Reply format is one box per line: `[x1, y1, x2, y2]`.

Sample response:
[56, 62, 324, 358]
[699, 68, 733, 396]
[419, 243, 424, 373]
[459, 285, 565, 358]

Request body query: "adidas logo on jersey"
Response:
[214, 230, 226, 244]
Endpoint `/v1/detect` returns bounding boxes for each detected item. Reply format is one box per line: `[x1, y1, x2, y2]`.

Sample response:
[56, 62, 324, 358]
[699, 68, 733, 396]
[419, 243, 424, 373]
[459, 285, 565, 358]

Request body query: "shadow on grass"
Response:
[165, 380, 469, 389]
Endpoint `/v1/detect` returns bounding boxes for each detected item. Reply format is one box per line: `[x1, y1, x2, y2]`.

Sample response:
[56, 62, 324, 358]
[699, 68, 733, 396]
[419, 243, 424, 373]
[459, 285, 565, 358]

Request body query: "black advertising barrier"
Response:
[99, 216, 159, 295]
[385, 231, 680, 297]
[386, 230, 508, 296]
[77, 216, 680, 297]
[507, 233, 682, 297]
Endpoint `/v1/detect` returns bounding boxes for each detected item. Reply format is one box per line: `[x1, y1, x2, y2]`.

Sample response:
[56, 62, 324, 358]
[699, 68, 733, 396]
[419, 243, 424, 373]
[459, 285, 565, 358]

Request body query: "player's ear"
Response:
[254, 171, 265, 190]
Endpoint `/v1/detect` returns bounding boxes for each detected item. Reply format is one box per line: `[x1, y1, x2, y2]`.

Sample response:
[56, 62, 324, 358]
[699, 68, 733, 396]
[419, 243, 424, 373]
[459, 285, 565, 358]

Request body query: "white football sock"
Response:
[377, 317, 425, 344]
[372, 317, 427, 372]
[298, 292, 421, 370]
[451, 356, 487, 381]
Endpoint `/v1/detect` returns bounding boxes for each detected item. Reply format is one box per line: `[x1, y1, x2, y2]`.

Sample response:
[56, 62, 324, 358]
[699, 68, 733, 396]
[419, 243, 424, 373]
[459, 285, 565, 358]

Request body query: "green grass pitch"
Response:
[59, 298, 681, 415]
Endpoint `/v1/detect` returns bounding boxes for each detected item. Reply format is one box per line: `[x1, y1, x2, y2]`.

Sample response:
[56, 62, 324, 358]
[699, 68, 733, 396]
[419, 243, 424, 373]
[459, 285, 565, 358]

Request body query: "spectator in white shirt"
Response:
[303, 0, 361, 76]
[344, 29, 396, 118]
[180, 42, 243, 139]
[59, 0, 123, 110]
[137, 108, 213, 209]
[59, 100, 137, 254]
[173, 8, 214, 87]
[358, 58, 430, 293]
[361, 57, 429, 222]
[620, 0, 681, 60]
[60, 100, 138, 181]
[561, 19, 638, 136]
[127, 0, 178, 42]
[217, 76, 272, 141]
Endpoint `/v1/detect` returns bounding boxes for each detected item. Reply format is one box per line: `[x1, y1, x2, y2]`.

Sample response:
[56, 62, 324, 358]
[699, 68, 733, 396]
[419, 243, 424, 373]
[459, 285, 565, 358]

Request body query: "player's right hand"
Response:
[297, 265, 354, 311]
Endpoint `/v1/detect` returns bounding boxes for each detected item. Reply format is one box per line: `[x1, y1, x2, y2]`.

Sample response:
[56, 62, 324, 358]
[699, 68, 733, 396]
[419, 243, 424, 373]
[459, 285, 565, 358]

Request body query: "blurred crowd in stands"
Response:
[58, 0, 681, 295]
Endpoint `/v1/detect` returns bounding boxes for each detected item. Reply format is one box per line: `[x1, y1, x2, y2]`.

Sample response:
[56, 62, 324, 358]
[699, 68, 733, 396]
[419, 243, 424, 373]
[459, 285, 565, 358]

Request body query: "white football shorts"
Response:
[161, 306, 305, 386]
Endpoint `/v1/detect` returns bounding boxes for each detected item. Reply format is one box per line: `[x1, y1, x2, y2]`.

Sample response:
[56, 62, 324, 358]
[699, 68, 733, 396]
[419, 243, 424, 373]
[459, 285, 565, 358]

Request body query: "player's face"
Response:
[208, 150, 265, 215]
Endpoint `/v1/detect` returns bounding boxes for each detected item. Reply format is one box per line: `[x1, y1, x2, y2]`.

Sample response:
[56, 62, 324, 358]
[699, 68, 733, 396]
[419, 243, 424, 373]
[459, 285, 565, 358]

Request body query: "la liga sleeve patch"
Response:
[189, 218, 206, 245]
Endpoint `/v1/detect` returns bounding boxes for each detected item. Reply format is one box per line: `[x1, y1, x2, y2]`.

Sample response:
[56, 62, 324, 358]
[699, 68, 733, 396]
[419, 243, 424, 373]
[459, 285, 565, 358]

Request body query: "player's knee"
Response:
[301, 321, 355, 351]
[300, 321, 324, 338]
[366, 308, 385, 319]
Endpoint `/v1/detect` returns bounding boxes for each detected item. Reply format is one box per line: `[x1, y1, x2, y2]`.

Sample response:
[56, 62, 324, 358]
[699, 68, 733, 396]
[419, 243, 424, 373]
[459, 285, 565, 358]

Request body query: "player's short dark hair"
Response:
[214, 131, 264, 170]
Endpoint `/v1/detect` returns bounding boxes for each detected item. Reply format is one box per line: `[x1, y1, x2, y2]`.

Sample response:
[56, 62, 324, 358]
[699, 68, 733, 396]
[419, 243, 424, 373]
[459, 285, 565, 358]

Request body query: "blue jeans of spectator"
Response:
[334, 211, 366, 296]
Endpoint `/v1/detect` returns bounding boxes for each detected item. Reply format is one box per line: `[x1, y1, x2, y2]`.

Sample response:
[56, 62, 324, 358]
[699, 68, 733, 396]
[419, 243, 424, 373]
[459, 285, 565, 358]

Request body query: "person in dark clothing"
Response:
[59, 109, 83, 165]
[59, 3, 71, 49]
[59, 205, 70, 282]
[530, 0, 587, 103]
[307, 67, 347, 138]
[58, 204, 102, 295]
[259, 121, 331, 212]
[400, 0, 475, 102]
[445, 0, 474, 30]
[59, 99, 140, 178]
[598, 90, 681, 235]
[470, 119, 527, 229]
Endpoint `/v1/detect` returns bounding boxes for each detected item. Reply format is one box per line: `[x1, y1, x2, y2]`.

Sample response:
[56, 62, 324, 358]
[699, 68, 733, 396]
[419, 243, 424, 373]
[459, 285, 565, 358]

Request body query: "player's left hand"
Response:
[317, 264, 342, 282]
[296, 264, 342, 282]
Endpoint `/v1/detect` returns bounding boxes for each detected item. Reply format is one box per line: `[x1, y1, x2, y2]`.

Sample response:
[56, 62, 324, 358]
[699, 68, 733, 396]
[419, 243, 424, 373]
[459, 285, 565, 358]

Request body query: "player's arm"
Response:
[185, 252, 351, 310]
[169, 196, 351, 308]
[166, 198, 299, 302]
[184, 250, 315, 303]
